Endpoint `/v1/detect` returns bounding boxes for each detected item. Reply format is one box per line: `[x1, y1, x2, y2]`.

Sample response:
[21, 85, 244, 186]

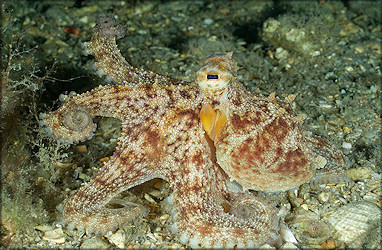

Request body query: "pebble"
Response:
[317, 192, 331, 203]
[35, 225, 54, 232]
[80, 238, 110, 248]
[281, 241, 298, 249]
[203, 18, 214, 25]
[286, 207, 331, 245]
[347, 167, 373, 181]
[105, 229, 126, 248]
[275, 47, 289, 60]
[259, 243, 276, 249]
[279, 223, 297, 244]
[42, 228, 65, 244]
[263, 19, 280, 33]
[300, 204, 309, 210]
[76, 145, 87, 153]
[311, 50, 321, 57]
[285, 28, 305, 42]
[320, 238, 341, 249]
[144, 193, 156, 204]
[342, 142, 352, 149]
[370, 85, 378, 93]
[345, 66, 354, 72]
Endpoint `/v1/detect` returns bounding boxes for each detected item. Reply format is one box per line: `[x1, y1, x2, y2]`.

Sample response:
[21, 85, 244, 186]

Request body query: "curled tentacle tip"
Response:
[41, 106, 96, 144]
[63, 108, 92, 132]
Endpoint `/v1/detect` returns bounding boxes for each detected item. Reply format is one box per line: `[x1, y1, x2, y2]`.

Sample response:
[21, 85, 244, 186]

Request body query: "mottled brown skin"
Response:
[41, 16, 347, 248]
[212, 82, 316, 192]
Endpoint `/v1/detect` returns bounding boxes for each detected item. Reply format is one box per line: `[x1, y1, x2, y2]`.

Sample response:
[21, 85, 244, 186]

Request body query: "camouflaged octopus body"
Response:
[41, 16, 347, 248]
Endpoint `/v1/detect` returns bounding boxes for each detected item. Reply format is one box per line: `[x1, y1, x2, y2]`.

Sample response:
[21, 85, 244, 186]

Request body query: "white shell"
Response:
[327, 201, 381, 243]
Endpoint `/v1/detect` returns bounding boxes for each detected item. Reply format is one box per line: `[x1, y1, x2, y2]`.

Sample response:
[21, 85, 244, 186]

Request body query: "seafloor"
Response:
[1, 0, 381, 248]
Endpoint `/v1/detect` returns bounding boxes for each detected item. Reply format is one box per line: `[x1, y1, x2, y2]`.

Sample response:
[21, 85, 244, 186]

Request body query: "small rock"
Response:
[370, 85, 378, 93]
[42, 228, 65, 244]
[318, 192, 331, 203]
[300, 204, 309, 210]
[144, 193, 156, 204]
[347, 167, 373, 181]
[35, 225, 54, 232]
[279, 223, 298, 244]
[203, 18, 214, 25]
[342, 126, 351, 133]
[259, 243, 276, 249]
[286, 207, 331, 245]
[105, 229, 126, 248]
[311, 50, 321, 57]
[263, 19, 280, 33]
[345, 66, 354, 73]
[76, 145, 87, 153]
[321, 238, 341, 249]
[342, 142, 352, 149]
[275, 47, 289, 60]
[80, 238, 110, 248]
[281, 241, 298, 249]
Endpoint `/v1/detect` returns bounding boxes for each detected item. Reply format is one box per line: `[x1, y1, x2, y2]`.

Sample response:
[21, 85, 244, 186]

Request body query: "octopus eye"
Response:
[63, 109, 92, 131]
[207, 74, 219, 80]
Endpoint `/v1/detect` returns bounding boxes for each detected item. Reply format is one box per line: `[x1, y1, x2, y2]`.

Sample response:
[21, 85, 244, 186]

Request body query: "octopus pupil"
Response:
[207, 74, 219, 79]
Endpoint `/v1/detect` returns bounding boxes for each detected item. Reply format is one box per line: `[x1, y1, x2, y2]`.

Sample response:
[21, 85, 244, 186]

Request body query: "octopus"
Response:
[40, 15, 347, 248]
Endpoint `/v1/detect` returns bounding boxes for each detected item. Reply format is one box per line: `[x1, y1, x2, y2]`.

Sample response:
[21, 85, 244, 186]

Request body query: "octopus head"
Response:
[196, 53, 317, 192]
[197, 53, 238, 141]
[195, 52, 238, 99]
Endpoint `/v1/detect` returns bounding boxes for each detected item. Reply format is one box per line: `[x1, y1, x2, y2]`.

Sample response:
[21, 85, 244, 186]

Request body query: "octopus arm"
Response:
[62, 125, 164, 235]
[40, 83, 183, 143]
[163, 121, 282, 248]
[83, 15, 182, 85]
[168, 157, 282, 248]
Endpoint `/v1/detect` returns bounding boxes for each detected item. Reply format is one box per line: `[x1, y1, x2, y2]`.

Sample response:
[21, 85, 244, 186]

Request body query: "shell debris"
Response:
[105, 229, 126, 248]
[42, 228, 65, 244]
[326, 201, 381, 243]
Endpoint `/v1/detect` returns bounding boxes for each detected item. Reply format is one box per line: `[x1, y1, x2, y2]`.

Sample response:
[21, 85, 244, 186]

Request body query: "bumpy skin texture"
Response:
[41, 16, 347, 248]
